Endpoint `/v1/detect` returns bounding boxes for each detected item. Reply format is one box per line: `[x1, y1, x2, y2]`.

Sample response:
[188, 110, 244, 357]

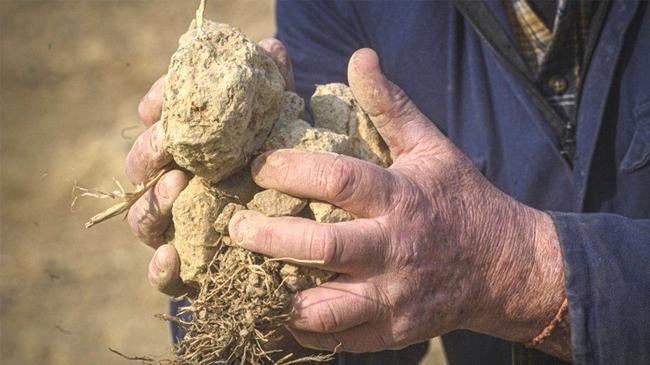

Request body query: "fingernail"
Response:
[149, 252, 169, 289]
[229, 212, 249, 246]
[250, 153, 269, 183]
[157, 173, 172, 199]
[150, 124, 164, 153]
[151, 250, 163, 275]
[268, 41, 284, 57]
[258, 38, 275, 50]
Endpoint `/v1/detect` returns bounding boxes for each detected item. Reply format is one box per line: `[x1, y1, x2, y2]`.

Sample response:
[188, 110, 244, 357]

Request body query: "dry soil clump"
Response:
[85, 12, 390, 365]
[163, 20, 285, 183]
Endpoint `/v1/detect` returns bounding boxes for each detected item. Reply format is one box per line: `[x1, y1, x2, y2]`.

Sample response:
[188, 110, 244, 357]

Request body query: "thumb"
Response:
[347, 48, 446, 158]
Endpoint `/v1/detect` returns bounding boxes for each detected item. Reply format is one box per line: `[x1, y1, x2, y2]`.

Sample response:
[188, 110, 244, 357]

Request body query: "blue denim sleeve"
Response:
[275, 0, 368, 103]
[549, 212, 650, 365]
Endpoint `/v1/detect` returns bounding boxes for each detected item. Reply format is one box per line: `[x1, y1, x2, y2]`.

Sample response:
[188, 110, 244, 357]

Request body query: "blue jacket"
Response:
[275, 1, 650, 364]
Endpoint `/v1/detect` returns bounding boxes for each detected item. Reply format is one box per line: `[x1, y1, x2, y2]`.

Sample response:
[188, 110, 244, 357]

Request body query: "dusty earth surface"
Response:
[0, 1, 446, 364]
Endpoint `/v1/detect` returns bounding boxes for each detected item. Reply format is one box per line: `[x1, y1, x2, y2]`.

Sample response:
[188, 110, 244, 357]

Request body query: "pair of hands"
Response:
[126, 39, 568, 357]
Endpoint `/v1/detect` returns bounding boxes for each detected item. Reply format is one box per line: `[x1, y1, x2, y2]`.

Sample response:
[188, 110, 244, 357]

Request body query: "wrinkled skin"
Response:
[126, 41, 571, 361]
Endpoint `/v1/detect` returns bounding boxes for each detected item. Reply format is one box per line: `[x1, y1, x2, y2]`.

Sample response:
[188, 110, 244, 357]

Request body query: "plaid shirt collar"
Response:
[504, 0, 591, 77]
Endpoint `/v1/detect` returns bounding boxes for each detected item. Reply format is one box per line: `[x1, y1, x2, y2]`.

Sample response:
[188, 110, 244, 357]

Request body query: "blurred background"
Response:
[0, 1, 446, 364]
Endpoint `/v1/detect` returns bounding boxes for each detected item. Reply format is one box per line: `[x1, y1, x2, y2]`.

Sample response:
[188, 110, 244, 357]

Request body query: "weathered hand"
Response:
[125, 38, 295, 296]
[228, 49, 568, 355]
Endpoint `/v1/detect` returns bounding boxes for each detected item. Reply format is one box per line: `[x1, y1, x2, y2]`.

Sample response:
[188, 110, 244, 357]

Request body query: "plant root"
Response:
[73, 167, 170, 228]
[166, 243, 334, 365]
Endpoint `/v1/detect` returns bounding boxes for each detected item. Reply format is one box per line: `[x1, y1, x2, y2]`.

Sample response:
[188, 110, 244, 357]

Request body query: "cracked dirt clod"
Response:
[162, 20, 285, 183]
[309, 201, 353, 223]
[280, 264, 336, 292]
[171, 177, 233, 286]
[213, 168, 261, 204]
[263, 116, 351, 154]
[213, 202, 245, 235]
[247, 189, 307, 217]
[311, 83, 392, 167]
[278, 91, 305, 120]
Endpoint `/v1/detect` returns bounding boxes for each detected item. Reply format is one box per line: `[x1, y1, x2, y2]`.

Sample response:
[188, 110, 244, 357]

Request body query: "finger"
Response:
[138, 75, 165, 127]
[259, 38, 295, 91]
[290, 280, 386, 334]
[289, 322, 396, 353]
[125, 122, 172, 184]
[127, 169, 188, 248]
[347, 48, 448, 158]
[148, 244, 192, 297]
[229, 210, 386, 274]
[251, 149, 396, 217]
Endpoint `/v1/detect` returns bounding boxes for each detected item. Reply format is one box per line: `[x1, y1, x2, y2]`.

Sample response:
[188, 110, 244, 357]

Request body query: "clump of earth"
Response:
[93, 15, 391, 365]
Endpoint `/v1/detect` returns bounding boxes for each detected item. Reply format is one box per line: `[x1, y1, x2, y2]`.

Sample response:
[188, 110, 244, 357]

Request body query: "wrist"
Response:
[465, 190, 566, 343]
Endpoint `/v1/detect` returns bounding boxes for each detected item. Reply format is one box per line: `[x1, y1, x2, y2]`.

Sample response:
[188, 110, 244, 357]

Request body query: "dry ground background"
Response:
[0, 1, 446, 364]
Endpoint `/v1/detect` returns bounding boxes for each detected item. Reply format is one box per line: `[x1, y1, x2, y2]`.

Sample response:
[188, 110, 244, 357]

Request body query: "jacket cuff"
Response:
[548, 212, 650, 365]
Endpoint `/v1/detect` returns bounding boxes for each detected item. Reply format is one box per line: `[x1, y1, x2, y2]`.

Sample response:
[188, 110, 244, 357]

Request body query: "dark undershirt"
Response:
[529, 0, 559, 29]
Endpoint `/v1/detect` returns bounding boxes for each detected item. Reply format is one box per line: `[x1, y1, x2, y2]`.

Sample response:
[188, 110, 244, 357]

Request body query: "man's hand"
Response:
[127, 38, 569, 359]
[125, 38, 294, 297]
[227, 49, 569, 358]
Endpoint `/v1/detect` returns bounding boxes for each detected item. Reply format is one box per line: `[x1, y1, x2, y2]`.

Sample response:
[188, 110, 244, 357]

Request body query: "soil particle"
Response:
[311, 83, 392, 166]
[171, 177, 232, 286]
[213, 202, 245, 235]
[263, 116, 351, 154]
[309, 201, 353, 223]
[247, 189, 307, 217]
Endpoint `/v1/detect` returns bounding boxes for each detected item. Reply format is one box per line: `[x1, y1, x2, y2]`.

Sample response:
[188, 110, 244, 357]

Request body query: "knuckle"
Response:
[125, 132, 149, 183]
[309, 226, 340, 266]
[127, 202, 148, 241]
[388, 86, 411, 119]
[313, 300, 341, 333]
[253, 220, 275, 251]
[373, 171, 398, 213]
[373, 84, 411, 128]
[148, 124, 167, 160]
[125, 125, 170, 184]
[146, 127, 169, 172]
[322, 156, 357, 204]
[391, 326, 411, 348]
[127, 195, 167, 248]
[388, 176, 426, 214]
[124, 148, 142, 183]
[365, 282, 389, 321]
